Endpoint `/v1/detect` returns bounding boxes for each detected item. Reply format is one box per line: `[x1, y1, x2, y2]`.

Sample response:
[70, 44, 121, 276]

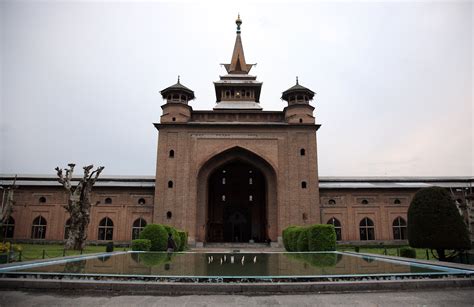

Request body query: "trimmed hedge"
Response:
[131, 239, 152, 251]
[177, 230, 188, 251]
[163, 225, 181, 251]
[283, 224, 336, 252]
[307, 224, 336, 251]
[296, 228, 309, 252]
[283, 226, 298, 251]
[139, 224, 168, 251]
[400, 247, 416, 258]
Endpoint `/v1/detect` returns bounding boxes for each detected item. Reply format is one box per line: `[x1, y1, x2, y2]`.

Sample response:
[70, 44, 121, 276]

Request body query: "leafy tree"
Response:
[56, 164, 104, 250]
[0, 176, 17, 242]
[408, 186, 471, 261]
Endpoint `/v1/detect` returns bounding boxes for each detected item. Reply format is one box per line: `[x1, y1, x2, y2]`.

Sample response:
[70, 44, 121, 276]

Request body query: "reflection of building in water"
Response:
[1, 15, 472, 246]
[22, 253, 417, 277]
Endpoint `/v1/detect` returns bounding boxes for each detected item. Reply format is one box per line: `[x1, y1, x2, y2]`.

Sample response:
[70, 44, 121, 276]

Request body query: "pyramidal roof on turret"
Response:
[222, 14, 255, 75]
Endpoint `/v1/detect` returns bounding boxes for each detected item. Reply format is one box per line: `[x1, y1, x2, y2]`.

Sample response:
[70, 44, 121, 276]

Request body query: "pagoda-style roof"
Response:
[160, 77, 195, 100]
[281, 78, 315, 101]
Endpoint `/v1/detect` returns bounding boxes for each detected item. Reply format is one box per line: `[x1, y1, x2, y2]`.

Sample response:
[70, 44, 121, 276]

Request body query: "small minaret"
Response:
[159, 76, 195, 123]
[282, 77, 316, 124]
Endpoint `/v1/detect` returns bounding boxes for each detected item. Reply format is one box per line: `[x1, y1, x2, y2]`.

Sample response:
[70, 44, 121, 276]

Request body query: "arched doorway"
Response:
[196, 146, 278, 243]
[207, 160, 266, 242]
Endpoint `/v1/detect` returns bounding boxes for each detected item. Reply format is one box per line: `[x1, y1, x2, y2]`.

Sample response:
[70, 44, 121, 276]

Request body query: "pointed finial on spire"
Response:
[236, 13, 242, 33]
[296, 76, 299, 85]
[177, 75, 180, 84]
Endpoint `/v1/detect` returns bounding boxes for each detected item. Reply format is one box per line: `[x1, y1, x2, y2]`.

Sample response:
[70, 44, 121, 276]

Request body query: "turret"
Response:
[282, 77, 316, 124]
[159, 76, 194, 123]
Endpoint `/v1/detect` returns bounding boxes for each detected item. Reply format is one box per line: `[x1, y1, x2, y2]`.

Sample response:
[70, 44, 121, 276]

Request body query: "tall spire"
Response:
[222, 14, 255, 74]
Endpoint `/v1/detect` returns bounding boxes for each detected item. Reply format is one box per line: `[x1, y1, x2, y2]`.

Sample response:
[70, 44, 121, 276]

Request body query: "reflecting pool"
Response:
[4, 252, 471, 279]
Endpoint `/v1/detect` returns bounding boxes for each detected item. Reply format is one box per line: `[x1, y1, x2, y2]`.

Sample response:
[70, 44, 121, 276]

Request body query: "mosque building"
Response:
[1, 16, 472, 246]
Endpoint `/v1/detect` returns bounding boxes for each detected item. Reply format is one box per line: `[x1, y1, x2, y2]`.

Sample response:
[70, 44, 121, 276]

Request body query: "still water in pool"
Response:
[15, 252, 446, 277]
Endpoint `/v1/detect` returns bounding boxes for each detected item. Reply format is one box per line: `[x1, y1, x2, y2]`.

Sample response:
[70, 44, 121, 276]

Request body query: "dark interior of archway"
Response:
[207, 160, 267, 243]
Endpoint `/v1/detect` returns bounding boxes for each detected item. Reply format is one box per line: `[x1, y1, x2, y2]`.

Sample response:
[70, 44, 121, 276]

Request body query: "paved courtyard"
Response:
[1, 289, 473, 306]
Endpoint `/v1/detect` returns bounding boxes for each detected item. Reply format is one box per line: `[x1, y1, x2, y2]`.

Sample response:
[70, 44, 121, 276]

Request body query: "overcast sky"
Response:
[0, 0, 472, 177]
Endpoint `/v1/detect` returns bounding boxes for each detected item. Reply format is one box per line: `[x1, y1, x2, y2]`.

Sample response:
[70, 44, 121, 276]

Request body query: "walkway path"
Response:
[1, 289, 473, 306]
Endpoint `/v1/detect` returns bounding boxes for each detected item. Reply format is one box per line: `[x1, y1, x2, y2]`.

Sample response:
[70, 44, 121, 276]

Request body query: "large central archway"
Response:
[196, 147, 278, 243]
[207, 160, 266, 242]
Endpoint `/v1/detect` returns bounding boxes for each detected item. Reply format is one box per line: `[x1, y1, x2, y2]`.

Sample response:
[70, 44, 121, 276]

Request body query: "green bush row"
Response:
[283, 224, 336, 252]
[132, 224, 188, 251]
[399, 247, 416, 258]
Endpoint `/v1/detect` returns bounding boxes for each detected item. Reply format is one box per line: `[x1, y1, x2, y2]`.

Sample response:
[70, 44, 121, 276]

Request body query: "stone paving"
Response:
[1, 289, 474, 306]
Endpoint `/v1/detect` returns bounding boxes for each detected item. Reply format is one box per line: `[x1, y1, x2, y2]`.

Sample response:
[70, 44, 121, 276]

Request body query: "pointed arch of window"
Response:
[328, 199, 336, 205]
[98, 217, 114, 240]
[359, 217, 375, 241]
[1, 216, 15, 239]
[39, 196, 46, 204]
[301, 181, 307, 189]
[168, 181, 173, 188]
[64, 218, 71, 239]
[31, 216, 47, 239]
[169, 150, 175, 158]
[393, 198, 401, 205]
[132, 218, 147, 240]
[361, 199, 369, 205]
[327, 217, 342, 241]
[392, 216, 407, 240]
[300, 148, 306, 156]
[104, 197, 112, 204]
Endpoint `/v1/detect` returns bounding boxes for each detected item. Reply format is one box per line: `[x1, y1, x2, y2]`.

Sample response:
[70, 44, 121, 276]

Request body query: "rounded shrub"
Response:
[296, 228, 309, 251]
[400, 247, 416, 258]
[105, 242, 114, 252]
[307, 224, 336, 251]
[131, 239, 152, 251]
[408, 186, 471, 260]
[163, 225, 181, 251]
[139, 224, 168, 251]
[177, 230, 188, 251]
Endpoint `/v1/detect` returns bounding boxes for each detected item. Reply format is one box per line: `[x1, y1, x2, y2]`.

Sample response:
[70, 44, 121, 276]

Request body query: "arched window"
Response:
[172, 117, 176, 122]
[361, 199, 369, 205]
[168, 180, 173, 188]
[169, 150, 175, 158]
[1, 216, 15, 239]
[327, 217, 342, 241]
[301, 181, 307, 189]
[132, 218, 147, 240]
[64, 218, 71, 239]
[166, 211, 172, 219]
[104, 197, 112, 204]
[299, 118, 303, 123]
[392, 217, 407, 240]
[31, 216, 47, 239]
[394, 199, 401, 205]
[359, 217, 375, 240]
[300, 148, 306, 156]
[328, 199, 336, 205]
[138, 198, 146, 205]
[39, 196, 46, 204]
[98, 217, 114, 240]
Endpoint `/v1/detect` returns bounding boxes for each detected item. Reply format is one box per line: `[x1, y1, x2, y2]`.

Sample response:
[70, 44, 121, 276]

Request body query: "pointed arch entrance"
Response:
[196, 147, 278, 243]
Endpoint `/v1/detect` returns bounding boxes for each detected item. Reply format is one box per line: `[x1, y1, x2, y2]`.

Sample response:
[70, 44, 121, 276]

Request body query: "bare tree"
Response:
[1, 176, 17, 242]
[55, 164, 104, 250]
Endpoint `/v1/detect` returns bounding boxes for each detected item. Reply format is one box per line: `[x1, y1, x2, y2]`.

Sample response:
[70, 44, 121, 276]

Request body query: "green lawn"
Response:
[337, 245, 436, 261]
[12, 244, 129, 262]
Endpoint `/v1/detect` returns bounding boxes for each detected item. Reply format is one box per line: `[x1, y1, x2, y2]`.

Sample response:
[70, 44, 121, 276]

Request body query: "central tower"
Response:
[213, 15, 262, 110]
[154, 15, 321, 246]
